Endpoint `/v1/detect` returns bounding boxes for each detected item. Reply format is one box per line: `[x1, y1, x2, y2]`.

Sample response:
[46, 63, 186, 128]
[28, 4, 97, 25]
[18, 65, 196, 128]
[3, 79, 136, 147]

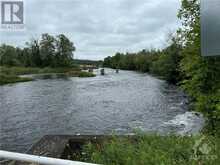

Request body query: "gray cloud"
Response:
[0, 0, 181, 60]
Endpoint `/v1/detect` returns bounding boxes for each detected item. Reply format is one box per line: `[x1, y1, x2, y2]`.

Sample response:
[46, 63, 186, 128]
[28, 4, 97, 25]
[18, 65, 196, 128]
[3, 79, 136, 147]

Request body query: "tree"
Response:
[32, 40, 41, 67]
[0, 34, 76, 68]
[0, 44, 19, 66]
[22, 48, 33, 67]
[103, 56, 112, 67]
[39, 34, 56, 67]
[55, 34, 76, 67]
[178, 0, 220, 132]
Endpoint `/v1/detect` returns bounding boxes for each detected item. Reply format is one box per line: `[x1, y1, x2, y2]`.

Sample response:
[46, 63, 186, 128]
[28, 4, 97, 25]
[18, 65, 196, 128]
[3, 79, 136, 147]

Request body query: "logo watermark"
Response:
[0, 0, 24, 30]
[191, 136, 217, 162]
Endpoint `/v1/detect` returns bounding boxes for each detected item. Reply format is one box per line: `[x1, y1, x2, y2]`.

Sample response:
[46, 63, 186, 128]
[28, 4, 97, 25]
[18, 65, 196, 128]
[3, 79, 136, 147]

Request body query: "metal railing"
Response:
[0, 150, 99, 165]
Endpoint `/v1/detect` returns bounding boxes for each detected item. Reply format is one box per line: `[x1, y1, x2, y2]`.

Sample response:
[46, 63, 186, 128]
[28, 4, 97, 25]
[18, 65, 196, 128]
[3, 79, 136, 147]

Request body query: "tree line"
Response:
[0, 34, 76, 67]
[103, 39, 182, 84]
[104, 0, 220, 133]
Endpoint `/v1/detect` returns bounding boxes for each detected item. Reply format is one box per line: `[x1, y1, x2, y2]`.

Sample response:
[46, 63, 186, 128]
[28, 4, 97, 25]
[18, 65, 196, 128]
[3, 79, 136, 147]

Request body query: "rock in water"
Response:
[101, 69, 105, 75]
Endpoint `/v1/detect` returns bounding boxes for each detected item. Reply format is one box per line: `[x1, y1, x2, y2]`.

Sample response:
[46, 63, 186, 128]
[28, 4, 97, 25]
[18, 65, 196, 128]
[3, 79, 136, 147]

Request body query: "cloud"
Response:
[0, 0, 181, 60]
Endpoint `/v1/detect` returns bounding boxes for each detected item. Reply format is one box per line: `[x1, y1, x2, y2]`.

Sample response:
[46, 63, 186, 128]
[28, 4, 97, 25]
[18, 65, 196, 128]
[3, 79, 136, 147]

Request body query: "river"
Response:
[0, 69, 204, 153]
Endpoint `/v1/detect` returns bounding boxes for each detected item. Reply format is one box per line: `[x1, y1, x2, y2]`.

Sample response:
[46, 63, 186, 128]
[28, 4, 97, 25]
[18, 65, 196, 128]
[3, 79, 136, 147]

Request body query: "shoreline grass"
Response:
[0, 66, 96, 85]
[74, 134, 220, 165]
[66, 70, 95, 77]
[0, 74, 33, 85]
[0, 66, 81, 75]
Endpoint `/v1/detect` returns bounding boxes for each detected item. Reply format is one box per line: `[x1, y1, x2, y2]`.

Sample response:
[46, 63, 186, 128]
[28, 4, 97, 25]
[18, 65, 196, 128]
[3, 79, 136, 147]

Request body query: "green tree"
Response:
[31, 40, 41, 67]
[103, 56, 112, 67]
[151, 39, 182, 83]
[178, 0, 220, 132]
[0, 34, 76, 68]
[0, 44, 19, 66]
[39, 34, 56, 67]
[55, 34, 76, 67]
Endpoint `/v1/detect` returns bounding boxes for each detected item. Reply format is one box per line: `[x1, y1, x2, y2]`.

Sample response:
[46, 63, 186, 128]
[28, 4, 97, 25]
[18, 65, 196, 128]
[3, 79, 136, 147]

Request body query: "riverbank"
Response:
[74, 134, 220, 164]
[0, 66, 95, 85]
[0, 68, 216, 164]
[0, 74, 33, 85]
[7, 134, 219, 165]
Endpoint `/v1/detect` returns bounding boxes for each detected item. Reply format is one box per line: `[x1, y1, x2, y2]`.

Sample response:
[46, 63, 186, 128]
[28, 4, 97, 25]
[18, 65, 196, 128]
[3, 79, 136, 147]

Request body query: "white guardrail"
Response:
[0, 150, 99, 165]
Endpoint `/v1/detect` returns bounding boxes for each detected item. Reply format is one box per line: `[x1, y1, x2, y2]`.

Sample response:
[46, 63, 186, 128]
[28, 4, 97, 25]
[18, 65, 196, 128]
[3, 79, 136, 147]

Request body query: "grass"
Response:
[0, 66, 82, 75]
[0, 74, 33, 85]
[74, 134, 220, 165]
[0, 66, 96, 85]
[66, 71, 96, 77]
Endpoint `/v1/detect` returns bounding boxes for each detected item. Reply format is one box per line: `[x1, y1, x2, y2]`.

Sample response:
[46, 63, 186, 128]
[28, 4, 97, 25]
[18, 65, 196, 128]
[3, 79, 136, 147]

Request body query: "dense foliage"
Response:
[74, 59, 102, 66]
[80, 135, 220, 165]
[0, 34, 75, 67]
[103, 0, 220, 133]
[103, 40, 182, 84]
[178, 0, 220, 133]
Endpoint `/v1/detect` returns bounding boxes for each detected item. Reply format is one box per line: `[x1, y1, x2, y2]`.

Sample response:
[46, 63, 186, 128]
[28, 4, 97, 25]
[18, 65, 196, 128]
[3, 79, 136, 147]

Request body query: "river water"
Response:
[0, 69, 204, 153]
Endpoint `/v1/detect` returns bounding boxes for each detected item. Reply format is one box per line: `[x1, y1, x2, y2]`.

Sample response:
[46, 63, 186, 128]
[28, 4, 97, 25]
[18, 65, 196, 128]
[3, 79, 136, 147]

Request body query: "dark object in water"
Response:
[100, 69, 105, 75]
[116, 69, 119, 73]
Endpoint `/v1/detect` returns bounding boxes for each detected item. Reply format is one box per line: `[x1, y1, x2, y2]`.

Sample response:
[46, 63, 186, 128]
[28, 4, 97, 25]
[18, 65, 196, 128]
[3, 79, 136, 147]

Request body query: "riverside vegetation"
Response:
[0, 34, 95, 85]
[75, 0, 219, 164]
[0, 67, 95, 85]
[0, 0, 219, 164]
[103, 0, 220, 135]
[79, 135, 220, 165]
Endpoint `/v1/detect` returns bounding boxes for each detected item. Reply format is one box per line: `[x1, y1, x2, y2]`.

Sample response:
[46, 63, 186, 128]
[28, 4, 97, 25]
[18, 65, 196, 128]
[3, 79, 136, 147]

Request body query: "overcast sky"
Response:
[0, 0, 181, 60]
